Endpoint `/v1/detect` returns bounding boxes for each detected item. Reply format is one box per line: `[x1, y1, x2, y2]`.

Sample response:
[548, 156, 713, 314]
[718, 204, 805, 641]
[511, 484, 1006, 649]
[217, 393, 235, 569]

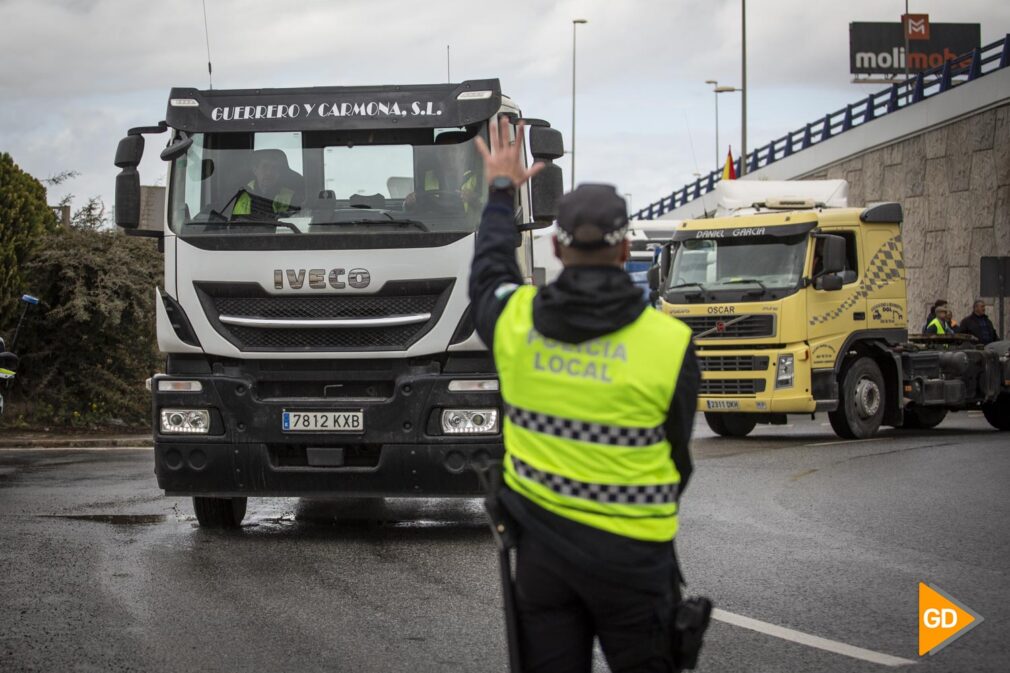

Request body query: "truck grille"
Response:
[698, 355, 770, 372]
[681, 315, 775, 339]
[196, 280, 453, 352]
[700, 378, 767, 395]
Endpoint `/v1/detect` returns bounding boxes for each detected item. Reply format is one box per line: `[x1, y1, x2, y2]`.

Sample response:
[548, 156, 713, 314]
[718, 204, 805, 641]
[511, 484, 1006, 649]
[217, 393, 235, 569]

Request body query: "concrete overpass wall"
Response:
[660, 68, 1010, 333]
[804, 100, 1010, 333]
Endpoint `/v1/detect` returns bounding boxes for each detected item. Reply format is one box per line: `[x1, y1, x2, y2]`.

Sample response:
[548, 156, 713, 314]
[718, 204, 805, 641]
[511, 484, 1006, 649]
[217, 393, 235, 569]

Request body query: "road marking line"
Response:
[712, 608, 916, 667]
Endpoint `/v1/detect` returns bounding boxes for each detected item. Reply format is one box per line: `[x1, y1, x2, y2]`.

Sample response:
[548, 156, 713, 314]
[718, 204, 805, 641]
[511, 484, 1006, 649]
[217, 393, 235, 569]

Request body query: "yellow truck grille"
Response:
[698, 355, 770, 372]
[699, 379, 767, 395]
[680, 315, 775, 339]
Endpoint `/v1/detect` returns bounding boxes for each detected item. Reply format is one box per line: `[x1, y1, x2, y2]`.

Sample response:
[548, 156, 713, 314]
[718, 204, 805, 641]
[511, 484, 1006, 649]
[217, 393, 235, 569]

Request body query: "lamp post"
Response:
[740, 0, 748, 176]
[571, 18, 587, 191]
[705, 80, 741, 169]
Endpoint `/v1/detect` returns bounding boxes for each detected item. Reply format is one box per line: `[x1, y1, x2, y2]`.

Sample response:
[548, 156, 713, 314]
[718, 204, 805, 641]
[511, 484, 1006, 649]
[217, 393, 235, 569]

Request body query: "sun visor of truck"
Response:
[672, 221, 817, 242]
[859, 202, 903, 224]
[164, 79, 503, 133]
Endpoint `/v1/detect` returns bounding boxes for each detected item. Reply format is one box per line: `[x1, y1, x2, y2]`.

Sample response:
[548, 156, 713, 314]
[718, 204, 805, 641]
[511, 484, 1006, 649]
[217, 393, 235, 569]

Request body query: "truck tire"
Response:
[705, 412, 757, 438]
[982, 393, 1010, 431]
[901, 406, 948, 429]
[193, 496, 247, 528]
[828, 357, 885, 439]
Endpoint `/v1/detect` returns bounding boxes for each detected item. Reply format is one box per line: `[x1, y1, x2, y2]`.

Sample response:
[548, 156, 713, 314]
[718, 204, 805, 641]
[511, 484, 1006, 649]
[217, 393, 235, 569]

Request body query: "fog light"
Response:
[776, 354, 795, 389]
[158, 379, 203, 392]
[160, 408, 211, 434]
[441, 408, 499, 434]
[448, 379, 499, 392]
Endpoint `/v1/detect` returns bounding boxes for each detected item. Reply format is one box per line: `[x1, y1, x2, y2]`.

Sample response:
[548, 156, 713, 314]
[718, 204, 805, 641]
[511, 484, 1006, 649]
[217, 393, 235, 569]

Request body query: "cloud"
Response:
[0, 0, 1006, 213]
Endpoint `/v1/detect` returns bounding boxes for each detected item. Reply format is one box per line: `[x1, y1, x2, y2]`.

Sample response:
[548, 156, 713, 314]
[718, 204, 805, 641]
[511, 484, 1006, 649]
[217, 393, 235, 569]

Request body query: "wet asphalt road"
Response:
[1, 413, 1008, 673]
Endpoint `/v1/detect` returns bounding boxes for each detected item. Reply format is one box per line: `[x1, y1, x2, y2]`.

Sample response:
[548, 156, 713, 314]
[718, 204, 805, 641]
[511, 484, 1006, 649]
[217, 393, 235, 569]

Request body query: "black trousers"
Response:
[514, 534, 680, 673]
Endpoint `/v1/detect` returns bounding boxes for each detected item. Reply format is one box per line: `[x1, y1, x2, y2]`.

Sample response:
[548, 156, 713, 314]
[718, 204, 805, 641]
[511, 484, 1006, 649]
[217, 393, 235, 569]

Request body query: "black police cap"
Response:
[555, 184, 629, 249]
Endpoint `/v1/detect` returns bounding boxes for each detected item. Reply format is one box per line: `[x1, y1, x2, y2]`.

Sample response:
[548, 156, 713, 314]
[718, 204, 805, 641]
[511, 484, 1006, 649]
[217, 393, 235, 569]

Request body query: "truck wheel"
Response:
[982, 393, 1010, 431]
[828, 357, 885, 439]
[704, 412, 757, 438]
[193, 496, 247, 528]
[901, 406, 948, 429]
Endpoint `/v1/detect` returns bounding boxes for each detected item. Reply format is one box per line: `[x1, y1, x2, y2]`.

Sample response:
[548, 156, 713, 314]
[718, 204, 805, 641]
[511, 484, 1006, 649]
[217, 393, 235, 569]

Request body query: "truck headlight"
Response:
[441, 408, 499, 434]
[160, 408, 211, 434]
[776, 355, 795, 389]
[157, 379, 203, 392]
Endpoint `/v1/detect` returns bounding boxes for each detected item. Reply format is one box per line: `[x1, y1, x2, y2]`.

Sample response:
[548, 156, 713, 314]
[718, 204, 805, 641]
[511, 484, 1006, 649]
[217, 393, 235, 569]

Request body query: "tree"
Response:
[0, 153, 57, 323]
[13, 227, 163, 427]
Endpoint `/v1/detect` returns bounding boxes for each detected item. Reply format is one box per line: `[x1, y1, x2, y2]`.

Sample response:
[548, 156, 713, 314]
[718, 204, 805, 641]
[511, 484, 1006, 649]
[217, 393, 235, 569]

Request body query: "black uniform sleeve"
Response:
[665, 342, 700, 494]
[468, 190, 523, 350]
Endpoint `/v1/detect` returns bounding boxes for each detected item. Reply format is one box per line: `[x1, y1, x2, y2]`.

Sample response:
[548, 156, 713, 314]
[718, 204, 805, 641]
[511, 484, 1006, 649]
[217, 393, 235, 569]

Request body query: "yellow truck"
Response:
[648, 181, 1010, 439]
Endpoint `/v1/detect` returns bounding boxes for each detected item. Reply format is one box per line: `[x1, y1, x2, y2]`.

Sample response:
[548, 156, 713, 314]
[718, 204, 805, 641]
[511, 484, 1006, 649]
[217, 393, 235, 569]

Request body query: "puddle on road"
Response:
[39, 513, 167, 525]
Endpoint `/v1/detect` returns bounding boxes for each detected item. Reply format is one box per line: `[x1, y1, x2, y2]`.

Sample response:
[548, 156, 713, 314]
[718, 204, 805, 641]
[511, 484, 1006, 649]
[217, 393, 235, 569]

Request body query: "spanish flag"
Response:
[722, 147, 737, 180]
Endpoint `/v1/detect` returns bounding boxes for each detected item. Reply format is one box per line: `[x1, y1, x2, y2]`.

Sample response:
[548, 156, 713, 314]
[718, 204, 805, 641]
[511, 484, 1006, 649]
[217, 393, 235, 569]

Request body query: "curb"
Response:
[0, 437, 154, 449]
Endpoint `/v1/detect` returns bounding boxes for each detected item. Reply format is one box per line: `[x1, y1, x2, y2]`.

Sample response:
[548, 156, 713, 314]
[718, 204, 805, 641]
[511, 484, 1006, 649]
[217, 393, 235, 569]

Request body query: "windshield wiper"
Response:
[189, 219, 301, 233]
[320, 218, 428, 231]
[668, 281, 710, 292]
[722, 278, 768, 296]
[666, 281, 710, 301]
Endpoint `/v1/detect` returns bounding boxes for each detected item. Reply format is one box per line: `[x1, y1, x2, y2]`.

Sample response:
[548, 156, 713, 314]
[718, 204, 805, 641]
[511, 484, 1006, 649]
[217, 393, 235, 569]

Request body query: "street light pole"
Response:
[706, 81, 741, 170]
[740, 0, 748, 176]
[571, 18, 587, 191]
[705, 80, 719, 167]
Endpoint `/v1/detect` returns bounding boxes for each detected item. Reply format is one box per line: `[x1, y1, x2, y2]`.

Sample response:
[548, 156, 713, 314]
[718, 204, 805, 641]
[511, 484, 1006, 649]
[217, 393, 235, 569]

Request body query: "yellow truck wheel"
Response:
[828, 357, 885, 439]
[705, 412, 757, 438]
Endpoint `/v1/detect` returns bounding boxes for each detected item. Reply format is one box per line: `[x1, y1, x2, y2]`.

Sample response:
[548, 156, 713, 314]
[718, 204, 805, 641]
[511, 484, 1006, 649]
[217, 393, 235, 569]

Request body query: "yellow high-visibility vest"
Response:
[233, 181, 295, 216]
[493, 285, 692, 542]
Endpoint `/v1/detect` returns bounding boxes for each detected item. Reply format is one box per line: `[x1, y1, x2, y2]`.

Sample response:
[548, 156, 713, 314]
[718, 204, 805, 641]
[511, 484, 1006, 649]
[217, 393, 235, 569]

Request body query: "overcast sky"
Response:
[1, 0, 1006, 217]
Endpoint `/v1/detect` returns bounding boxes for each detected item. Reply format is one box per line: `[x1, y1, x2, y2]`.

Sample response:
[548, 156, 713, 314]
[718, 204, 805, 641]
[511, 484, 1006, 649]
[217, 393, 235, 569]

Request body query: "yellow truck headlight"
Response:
[776, 355, 795, 389]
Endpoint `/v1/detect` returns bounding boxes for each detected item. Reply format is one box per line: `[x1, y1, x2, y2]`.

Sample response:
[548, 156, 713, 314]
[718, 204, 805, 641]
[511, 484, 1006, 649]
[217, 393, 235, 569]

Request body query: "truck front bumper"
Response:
[151, 364, 501, 497]
[696, 344, 817, 414]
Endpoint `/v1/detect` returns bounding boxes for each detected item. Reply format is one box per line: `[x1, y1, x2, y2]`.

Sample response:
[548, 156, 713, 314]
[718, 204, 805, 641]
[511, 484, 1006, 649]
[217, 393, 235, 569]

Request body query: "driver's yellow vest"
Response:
[927, 318, 948, 335]
[493, 285, 692, 542]
[234, 180, 294, 216]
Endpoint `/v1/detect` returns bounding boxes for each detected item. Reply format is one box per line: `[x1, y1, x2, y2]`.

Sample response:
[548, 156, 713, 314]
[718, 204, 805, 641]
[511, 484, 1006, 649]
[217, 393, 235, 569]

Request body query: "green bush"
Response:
[10, 226, 162, 428]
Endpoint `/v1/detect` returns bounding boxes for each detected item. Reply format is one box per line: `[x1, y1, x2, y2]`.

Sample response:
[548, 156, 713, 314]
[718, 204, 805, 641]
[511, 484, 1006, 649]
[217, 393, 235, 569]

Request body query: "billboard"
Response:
[849, 20, 980, 75]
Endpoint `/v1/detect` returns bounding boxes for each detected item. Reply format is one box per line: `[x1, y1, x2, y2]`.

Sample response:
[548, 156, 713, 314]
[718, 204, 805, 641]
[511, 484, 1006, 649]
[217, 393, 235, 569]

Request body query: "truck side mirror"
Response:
[160, 134, 193, 161]
[115, 135, 145, 229]
[530, 164, 563, 226]
[815, 233, 846, 275]
[647, 264, 660, 291]
[816, 273, 844, 291]
[659, 244, 672, 285]
[527, 126, 565, 227]
[529, 127, 564, 162]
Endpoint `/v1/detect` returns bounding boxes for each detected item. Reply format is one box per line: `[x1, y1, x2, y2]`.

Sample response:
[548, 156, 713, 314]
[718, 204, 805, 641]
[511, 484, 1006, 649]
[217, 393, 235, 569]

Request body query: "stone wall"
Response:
[804, 103, 1010, 334]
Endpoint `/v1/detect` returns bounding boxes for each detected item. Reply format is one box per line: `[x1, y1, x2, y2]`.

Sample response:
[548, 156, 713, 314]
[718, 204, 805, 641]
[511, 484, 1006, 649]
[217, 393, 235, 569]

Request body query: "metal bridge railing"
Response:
[634, 34, 1010, 220]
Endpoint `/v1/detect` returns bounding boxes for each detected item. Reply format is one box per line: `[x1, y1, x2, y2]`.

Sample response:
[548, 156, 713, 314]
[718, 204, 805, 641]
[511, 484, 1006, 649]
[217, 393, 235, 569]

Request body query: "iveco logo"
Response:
[273, 268, 371, 290]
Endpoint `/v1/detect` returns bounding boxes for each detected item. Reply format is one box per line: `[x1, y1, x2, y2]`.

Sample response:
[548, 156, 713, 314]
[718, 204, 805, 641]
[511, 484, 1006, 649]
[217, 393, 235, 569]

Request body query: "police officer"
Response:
[469, 117, 700, 673]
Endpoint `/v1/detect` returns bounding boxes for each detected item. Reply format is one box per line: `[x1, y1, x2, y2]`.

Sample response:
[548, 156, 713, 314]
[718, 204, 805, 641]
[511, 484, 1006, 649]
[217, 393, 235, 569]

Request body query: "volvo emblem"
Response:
[273, 268, 371, 290]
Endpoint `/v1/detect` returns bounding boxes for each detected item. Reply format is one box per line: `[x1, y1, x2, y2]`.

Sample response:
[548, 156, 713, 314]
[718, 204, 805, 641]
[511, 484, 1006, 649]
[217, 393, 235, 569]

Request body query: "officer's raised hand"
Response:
[474, 116, 544, 188]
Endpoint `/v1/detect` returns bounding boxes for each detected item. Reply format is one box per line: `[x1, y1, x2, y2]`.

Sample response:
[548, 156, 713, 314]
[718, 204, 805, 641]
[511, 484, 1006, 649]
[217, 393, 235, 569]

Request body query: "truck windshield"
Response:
[666, 233, 808, 299]
[167, 127, 488, 236]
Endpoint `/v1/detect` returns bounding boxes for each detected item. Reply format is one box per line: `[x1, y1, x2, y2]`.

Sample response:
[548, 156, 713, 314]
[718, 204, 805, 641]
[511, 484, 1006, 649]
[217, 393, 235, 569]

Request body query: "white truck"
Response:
[114, 79, 564, 527]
